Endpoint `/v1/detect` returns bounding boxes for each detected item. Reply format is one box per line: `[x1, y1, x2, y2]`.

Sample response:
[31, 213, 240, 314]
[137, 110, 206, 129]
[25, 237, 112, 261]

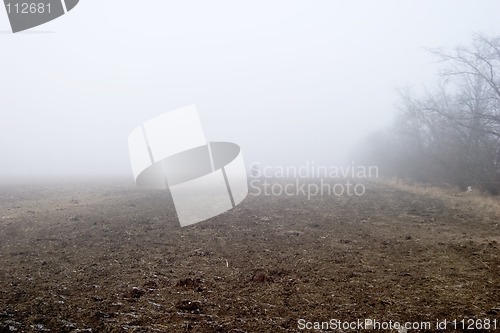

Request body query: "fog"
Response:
[1, 0, 499, 179]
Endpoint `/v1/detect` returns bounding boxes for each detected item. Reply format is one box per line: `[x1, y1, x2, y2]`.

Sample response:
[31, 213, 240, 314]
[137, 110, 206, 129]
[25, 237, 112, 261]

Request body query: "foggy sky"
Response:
[1, 0, 499, 179]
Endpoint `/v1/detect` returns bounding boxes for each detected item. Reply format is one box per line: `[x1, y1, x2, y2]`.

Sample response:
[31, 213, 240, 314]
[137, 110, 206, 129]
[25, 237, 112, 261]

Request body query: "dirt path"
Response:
[0, 180, 499, 332]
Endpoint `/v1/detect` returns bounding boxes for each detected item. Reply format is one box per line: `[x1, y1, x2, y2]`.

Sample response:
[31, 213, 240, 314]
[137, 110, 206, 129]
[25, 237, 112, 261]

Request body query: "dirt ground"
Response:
[0, 178, 499, 332]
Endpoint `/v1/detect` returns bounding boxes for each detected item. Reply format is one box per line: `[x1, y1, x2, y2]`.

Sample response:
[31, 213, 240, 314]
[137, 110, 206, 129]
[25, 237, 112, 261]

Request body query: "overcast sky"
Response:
[1, 0, 499, 179]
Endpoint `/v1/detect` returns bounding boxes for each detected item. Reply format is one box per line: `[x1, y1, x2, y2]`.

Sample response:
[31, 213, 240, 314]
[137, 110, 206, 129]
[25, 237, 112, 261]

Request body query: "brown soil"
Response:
[0, 179, 499, 332]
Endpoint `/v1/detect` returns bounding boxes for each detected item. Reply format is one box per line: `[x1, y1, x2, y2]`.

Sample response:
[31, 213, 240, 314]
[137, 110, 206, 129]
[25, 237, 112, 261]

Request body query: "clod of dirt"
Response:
[486, 307, 500, 315]
[285, 230, 301, 237]
[143, 280, 158, 289]
[128, 287, 146, 298]
[177, 277, 204, 291]
[1, 322, 19, 333]
[193, 249, 213, 257]
[0, 311, 11, 318]
[176, 300, 202, 313]
[31, 323, 50, 331]
[252, 272, 273, 283]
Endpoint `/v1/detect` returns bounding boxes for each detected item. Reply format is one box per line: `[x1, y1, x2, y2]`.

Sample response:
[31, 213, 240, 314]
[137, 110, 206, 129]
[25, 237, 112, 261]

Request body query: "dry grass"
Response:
[374, 177, 500, 218]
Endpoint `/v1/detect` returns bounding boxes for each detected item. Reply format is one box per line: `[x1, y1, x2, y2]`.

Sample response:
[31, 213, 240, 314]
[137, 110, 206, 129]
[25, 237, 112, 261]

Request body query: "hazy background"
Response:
[1, 0, 499, 179]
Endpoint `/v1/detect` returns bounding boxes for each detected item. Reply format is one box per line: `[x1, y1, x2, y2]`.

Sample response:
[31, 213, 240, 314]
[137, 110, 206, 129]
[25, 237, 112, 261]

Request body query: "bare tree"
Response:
[358, 35, 500, 193]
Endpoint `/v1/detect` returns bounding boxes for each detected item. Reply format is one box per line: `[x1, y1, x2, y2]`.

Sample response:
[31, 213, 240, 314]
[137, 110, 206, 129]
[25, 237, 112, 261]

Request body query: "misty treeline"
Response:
[355, 34, 500, 194]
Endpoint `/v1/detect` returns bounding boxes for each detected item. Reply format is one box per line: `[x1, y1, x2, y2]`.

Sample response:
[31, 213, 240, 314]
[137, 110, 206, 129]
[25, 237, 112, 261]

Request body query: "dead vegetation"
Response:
[378, 177, 500, 219]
